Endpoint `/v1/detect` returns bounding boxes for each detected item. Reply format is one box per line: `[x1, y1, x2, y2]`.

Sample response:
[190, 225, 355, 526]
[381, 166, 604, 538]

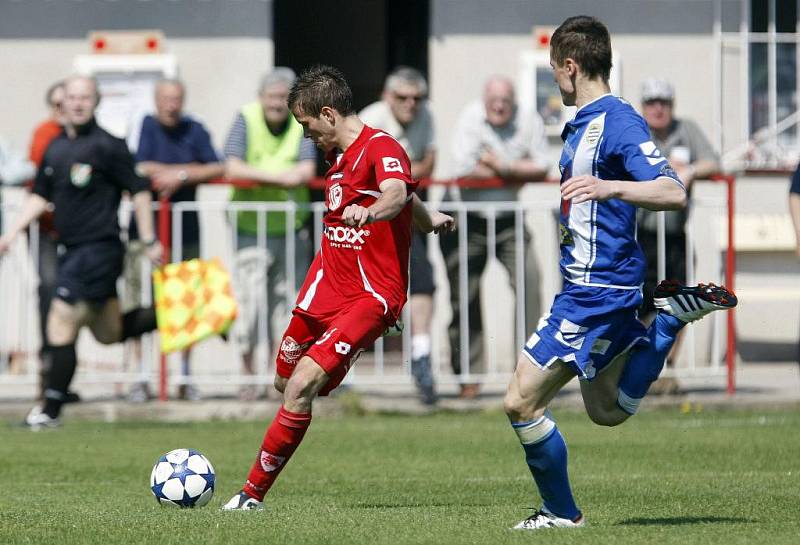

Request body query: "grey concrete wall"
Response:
[431, 0, 740, 35]
[0, 0, 272, 38]
[0, 38, 273, 152]
[0, 0, 273, 151]
[429, 32, 721, 178]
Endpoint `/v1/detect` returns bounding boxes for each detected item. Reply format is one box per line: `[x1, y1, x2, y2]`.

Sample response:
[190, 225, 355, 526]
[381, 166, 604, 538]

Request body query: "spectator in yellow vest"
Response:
[224, 67, 316, 400]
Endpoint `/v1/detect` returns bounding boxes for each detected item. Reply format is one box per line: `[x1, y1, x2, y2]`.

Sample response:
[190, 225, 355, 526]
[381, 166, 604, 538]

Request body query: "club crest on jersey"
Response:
[70, 163, 92, 187]
[585, 123, 602, 144]
[382, 157, 404, 173]
[328, 182, 343, 210]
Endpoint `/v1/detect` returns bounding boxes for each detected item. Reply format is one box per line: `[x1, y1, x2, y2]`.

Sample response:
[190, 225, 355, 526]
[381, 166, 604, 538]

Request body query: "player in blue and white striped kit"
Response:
[504, 16, 737, 530]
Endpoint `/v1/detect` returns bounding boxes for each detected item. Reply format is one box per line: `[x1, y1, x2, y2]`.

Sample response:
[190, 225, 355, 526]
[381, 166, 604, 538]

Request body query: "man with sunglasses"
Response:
[360, 66, 439, 404]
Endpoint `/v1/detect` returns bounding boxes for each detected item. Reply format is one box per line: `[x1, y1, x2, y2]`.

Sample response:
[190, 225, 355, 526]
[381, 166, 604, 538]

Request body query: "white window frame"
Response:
[716, 0, 799, 168]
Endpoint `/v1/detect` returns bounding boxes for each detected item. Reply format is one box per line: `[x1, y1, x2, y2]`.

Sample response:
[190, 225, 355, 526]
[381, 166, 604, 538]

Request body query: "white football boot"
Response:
[512, 507, 585, 530]
[24, 405, 61, 431]
[222, 491, 264, 511]
[653, 280, 737, 323]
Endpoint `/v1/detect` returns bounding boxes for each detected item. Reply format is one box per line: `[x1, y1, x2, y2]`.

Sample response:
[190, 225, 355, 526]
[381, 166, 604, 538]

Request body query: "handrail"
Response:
[208, 176, 559, 191]
[150, 173, 737, 398]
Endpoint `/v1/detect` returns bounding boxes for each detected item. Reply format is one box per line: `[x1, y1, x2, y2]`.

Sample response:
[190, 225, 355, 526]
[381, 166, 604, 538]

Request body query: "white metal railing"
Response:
[0, 192, 730, 398]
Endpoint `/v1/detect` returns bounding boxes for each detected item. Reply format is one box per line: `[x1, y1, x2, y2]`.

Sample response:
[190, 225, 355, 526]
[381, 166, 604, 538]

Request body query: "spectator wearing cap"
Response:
[223, 67, 316, 400]
[637, 78, 720, 392]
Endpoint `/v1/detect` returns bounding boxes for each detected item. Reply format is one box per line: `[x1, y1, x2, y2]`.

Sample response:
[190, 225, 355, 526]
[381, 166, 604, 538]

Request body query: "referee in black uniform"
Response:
[0, 75, 164, 429]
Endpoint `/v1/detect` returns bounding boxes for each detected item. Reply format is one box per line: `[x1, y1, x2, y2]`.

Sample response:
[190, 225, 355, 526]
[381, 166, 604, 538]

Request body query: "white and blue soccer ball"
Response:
[150, 448, 215, 508]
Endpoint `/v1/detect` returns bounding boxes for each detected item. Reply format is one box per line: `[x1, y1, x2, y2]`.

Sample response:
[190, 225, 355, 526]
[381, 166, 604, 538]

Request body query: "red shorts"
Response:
[276, 297, 389, 395]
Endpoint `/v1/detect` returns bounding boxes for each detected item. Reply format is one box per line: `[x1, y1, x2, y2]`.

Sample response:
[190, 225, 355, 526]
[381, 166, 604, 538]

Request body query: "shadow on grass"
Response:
[351, 501, 502, 509]
[619, 516, 755, 526]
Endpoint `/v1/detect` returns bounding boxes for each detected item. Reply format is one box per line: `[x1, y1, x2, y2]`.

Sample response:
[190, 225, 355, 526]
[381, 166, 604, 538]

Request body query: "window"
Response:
[747, 0, 798, 143]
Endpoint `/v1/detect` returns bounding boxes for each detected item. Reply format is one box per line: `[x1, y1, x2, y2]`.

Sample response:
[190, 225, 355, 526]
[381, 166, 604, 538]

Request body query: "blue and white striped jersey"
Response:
[558, 94, 683, 290]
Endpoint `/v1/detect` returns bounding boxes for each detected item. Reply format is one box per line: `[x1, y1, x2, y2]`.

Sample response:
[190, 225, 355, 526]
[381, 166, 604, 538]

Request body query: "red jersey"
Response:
[295, 125, 417, 323]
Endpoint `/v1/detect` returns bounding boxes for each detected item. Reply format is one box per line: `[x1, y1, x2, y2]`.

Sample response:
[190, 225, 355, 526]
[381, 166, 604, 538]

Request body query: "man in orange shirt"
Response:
[29, 81, 65, 165]
[28, 80, 66, 400]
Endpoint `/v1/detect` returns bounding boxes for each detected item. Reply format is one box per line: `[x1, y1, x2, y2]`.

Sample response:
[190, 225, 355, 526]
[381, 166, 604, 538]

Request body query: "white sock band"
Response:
[411, 334, 431, 360]
[617, 388, 642, 415]
[512, 414, 556, 445]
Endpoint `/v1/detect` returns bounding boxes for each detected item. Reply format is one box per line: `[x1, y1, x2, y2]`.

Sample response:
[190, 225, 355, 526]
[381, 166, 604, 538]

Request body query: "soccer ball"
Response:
[150, 448, 215, 508]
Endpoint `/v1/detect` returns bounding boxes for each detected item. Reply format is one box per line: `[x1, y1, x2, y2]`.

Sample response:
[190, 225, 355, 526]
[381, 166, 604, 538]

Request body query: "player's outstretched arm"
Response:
[561, 174, 687, 211]
[411, 194, 455, 234]
[0, 193, 49, 254]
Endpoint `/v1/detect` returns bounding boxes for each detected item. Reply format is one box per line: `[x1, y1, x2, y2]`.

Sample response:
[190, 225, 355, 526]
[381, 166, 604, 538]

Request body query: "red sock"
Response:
[243, 405, 312, 501]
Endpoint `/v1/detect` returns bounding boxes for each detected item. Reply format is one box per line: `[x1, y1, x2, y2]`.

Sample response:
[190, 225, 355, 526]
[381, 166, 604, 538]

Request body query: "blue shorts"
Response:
[522, 282, 649, 381]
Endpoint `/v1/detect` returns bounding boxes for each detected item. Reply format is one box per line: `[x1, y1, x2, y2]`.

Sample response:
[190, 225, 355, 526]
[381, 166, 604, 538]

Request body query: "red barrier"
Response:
[157, 196, 171, 402]
[710, 174, 737, 394]
[208, 176, 558, 190]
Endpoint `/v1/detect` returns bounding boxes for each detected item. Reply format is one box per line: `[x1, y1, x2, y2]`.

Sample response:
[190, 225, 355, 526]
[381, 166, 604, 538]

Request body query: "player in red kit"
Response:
[223, 65, 455, 511]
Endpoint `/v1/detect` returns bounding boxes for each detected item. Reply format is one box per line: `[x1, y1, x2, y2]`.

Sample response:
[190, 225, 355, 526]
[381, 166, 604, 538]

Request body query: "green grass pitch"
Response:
[1, 407, 798, 544]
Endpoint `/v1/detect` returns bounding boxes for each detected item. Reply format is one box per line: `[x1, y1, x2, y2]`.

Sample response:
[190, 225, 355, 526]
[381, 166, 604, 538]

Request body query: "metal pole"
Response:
[157, 196, 171, 402]
[457, 207, 470, 381]
[767, 0, 777, 150]
[657, 210, 666, 281]
[725, 175, 737, 394]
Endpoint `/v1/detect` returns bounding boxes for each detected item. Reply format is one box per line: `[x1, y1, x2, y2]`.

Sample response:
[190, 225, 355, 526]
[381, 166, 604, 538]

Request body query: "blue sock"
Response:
[617, 312, 685, 414]
[511, 414, 581, 521]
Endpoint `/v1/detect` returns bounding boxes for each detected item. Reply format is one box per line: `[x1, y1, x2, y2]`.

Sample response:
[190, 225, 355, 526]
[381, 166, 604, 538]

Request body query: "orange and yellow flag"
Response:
[153, 258, 237, 353]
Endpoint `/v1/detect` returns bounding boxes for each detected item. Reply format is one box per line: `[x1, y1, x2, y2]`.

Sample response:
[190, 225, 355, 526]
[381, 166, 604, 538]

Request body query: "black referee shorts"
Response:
[55, 239, 124, 304]
[409, 231, 435, 296]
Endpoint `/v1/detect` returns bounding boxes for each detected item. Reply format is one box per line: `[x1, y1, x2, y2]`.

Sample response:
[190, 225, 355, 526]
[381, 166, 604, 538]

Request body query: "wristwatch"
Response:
[143, 238, 159, 247]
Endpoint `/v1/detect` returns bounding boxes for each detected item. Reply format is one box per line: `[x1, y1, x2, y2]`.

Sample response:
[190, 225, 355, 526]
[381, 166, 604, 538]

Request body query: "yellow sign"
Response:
[153, 258, 237, 353]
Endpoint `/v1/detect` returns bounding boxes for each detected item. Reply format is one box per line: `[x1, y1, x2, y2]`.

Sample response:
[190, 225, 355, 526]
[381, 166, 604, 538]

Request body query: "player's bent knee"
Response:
[283, 357, 328, 404]
[503, 390, 524, 418]
[93, 327, 122, 345]
[586, 404, 629, 427]
[503, 389, 546, 422]
[47, 320, 78, 346]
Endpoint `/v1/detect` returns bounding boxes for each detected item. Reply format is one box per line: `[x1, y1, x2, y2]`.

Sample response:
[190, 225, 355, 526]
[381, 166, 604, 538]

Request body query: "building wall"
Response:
[0, 38, 273, 152]
[429, 1, 728, 178]
[0, 0, 274, 151]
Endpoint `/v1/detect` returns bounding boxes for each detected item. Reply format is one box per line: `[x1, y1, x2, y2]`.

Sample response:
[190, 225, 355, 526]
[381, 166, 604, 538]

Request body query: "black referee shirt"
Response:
[33, 118, 149, 247]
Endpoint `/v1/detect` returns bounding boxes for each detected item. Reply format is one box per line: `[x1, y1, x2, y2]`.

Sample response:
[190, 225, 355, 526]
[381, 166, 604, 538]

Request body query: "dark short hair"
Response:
[288, 65, 354, 117]
[550, 15, 612, 83]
